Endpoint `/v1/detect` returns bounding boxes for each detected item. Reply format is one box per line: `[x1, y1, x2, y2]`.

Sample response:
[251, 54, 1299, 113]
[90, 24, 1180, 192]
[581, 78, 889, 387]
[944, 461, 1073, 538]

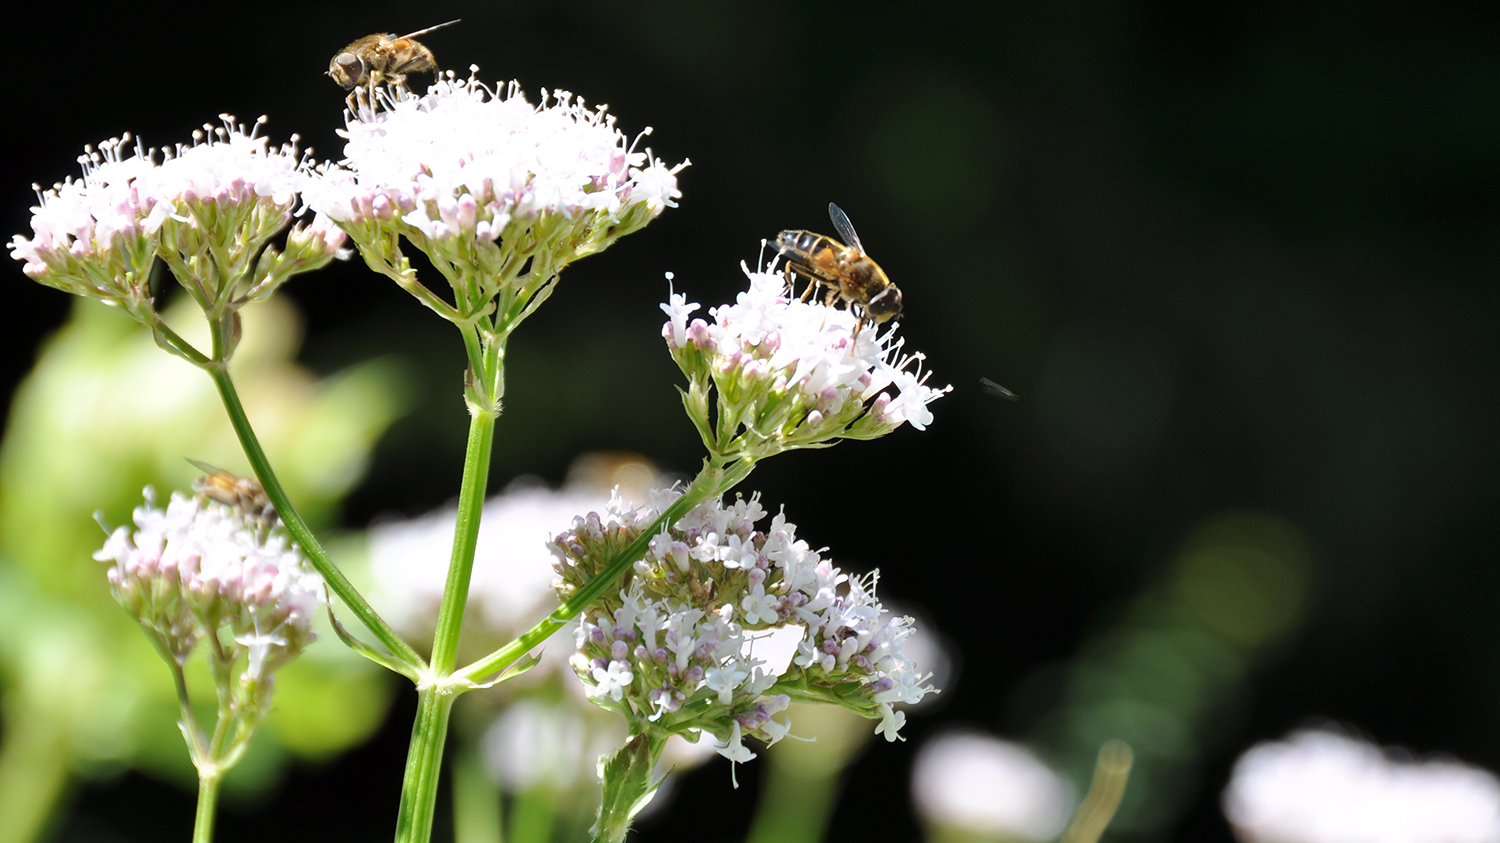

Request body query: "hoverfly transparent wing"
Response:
[979, 378, 1019, 401]
[398, 19, 461, 39]
[186, 457, 231, 476]
[828, 202, 864, 252]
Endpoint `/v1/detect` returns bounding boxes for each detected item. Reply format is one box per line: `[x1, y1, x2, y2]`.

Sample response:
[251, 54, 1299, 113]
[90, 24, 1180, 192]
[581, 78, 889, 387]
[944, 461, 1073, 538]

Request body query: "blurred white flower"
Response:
[483, 698, 619, 792]
[367, 478, 613, 640]
[910, 730, 1075, 842]
[1223, 727, 1500, 843]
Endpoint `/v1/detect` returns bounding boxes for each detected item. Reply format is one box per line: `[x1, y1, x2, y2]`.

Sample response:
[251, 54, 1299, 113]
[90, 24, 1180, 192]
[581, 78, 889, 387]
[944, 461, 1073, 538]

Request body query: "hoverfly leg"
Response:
[798, 273, 819, 302]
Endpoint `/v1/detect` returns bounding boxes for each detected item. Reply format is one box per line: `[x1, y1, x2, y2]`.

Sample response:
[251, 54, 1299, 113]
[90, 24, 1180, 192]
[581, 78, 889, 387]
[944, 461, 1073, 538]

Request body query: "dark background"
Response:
[7, 1, 1500, 840]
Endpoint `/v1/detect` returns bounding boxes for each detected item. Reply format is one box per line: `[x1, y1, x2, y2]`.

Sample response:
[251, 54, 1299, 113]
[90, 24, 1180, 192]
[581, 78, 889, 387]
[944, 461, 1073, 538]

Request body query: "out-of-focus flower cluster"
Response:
[662, 263, 948, 461]
[9, 117, 344, 330]
[910, 730, 1076, 842]
[1223, 727, 1500, 843]
[307, 72, 686, 330]
[367, 477, 614, 644]
[550, 489, 935, 766]
[94, 485, 321, 724]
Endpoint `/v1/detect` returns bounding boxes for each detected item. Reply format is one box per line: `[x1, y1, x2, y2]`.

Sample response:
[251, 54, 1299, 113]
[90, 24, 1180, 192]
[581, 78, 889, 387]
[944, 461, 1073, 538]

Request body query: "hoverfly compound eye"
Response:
[335, 53, 364, 88]
[869, 287, 903, 321]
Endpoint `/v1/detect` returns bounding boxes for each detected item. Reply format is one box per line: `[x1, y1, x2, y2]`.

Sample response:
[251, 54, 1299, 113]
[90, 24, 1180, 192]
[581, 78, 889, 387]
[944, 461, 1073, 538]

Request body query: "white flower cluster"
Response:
[314, 74, 684, 234]
[1223, 728, 1500, 843]
[662, 262, 949, 460]
[306, 72, 686, 328]
[95, 486, 321, 695]
[9, 117, 343, 324]
[549, 489, 935, 766]
[911, 731, 1076, 842]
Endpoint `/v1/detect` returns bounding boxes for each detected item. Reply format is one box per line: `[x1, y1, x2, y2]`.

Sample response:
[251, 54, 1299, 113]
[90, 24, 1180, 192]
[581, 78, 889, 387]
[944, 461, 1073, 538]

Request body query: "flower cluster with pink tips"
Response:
[549, 489, 934, 768]
[311, 76, 684, 238]
[9, 117, 343, 324]
[95, 486, 320, 690]
[662, 262, 949, 460]
[306, 73, 684, 266]
[299, 72, 687, 330]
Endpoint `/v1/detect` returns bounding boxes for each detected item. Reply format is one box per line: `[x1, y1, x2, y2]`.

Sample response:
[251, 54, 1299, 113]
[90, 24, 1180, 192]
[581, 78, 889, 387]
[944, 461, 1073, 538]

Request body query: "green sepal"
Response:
[325, 593, 422, 682]
[470, 649, 543, 690]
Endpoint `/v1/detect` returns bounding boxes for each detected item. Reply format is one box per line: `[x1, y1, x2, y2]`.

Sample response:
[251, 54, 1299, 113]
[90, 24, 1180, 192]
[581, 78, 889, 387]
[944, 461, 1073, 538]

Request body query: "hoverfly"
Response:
[188, 459, 279, 529]
[327, 20, 459, 104]
[775, 202, 902, 336]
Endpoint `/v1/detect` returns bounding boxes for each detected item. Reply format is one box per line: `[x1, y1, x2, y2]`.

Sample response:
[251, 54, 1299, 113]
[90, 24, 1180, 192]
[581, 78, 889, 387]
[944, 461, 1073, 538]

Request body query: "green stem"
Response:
[430, 408, 496, 673]
[456, 458, 755, 685]
[393, 686, 457, 843]
[396, 344, 502, 843]
[148, 316, 212, 366]
[205, 362, 424, 671]
[1062, 741, 1134, 843]
[193, 773, 221, 843]
[744, 755, 840, 843]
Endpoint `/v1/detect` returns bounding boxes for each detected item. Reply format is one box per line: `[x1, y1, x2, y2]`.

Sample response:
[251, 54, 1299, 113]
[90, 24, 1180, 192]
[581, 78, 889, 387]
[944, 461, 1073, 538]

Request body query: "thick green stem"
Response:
[193, 773, 221, 843]
[393, 686, 457, 843]
[430, 408, 496, 673]
[396, 342, 502, 843]
[205, 362, 424, 671]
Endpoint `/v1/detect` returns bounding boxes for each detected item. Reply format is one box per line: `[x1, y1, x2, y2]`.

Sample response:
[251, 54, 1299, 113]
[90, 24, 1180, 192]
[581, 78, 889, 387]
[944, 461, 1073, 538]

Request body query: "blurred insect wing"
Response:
[979, 378, 1019, 400]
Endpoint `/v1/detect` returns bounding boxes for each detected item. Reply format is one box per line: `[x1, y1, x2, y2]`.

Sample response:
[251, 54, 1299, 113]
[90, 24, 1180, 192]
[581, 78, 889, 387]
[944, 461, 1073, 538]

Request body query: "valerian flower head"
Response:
[306, 70, 687, 334]
[10, 117, 341, 335]
[662, 260, 950, 462]
[550, 489, 935, 769]
[94, 485, 321, 726]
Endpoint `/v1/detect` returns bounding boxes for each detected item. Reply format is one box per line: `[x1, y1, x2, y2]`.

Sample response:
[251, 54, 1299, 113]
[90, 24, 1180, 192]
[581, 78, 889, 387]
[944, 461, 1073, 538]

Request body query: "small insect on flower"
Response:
[775, 202, 903, 336]
[188, 459, 278, 529]
[326, 20, 460, 102]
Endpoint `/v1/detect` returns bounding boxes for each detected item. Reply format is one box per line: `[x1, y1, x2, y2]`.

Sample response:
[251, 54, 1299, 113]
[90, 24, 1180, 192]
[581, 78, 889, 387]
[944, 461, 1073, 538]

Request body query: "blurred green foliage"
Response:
[0, 296, 409, 843]
[1027, 511, 1312, 834]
